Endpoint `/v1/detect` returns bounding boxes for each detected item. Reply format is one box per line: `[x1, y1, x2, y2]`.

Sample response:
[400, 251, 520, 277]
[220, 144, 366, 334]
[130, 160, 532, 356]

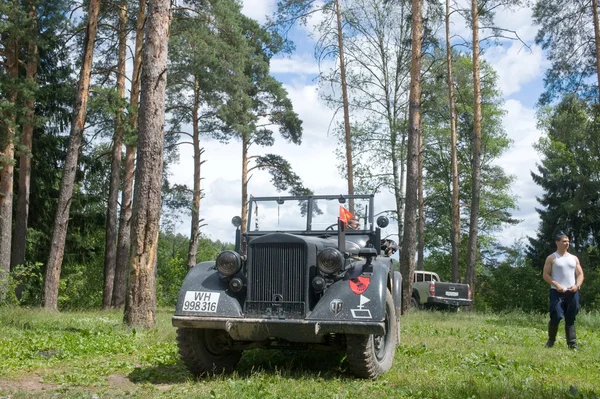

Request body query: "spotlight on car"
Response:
[317, 247, 344, 275]
[231, 216, 242, 228]
[312, 276, 326, 292]
[229, 277, 244, 292]
[376, 215, 389, 228]
[216, 250, 242, 277]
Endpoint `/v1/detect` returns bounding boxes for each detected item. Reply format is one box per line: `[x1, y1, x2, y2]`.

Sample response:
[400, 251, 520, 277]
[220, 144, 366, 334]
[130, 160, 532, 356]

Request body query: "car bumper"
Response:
[172, 315, 386, 342]
[427, 297, 473, 307]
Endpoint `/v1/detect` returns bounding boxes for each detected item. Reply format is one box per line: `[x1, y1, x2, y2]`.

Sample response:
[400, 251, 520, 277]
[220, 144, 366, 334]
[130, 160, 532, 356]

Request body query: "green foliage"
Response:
[477, 251, 548, 313]
[0, 262, 44, 307]
[422, 51, 517, 264]
[533, 0, 599, 104]
[528, 96, 600, 268]
[156, 231, 233, 307]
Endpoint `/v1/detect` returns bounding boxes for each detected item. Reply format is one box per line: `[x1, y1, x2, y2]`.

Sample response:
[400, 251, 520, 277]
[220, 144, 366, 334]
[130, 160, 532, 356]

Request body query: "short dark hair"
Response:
[555, 231, 568, 241]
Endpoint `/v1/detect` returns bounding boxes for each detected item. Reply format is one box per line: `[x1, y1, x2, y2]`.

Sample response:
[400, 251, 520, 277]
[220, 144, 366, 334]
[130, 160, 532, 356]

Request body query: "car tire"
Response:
[410, 296, 420, 310]
[345, 290, 397, 378]
[177, 328, 242, 377]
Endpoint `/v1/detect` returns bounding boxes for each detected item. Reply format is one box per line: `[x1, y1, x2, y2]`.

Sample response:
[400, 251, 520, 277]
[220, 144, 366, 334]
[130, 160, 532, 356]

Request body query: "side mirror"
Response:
[376, 215, 389, 228]
[231, 216, 242, 228]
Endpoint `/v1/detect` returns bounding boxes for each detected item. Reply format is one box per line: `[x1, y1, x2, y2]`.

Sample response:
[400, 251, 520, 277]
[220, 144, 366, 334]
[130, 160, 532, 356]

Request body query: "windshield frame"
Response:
[245, 194, 375, 236]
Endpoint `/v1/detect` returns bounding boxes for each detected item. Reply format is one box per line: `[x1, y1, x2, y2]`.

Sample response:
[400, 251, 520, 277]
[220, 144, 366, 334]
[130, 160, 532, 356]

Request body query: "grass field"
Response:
[1, 307, 599, 398]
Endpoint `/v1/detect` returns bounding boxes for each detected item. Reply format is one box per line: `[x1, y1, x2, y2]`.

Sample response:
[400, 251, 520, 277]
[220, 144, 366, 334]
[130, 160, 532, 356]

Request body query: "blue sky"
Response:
[171, 0, 550, 253]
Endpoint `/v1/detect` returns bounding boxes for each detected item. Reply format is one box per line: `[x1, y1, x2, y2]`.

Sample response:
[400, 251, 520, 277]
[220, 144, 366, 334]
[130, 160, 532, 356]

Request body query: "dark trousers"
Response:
[549, 289, 580, 325]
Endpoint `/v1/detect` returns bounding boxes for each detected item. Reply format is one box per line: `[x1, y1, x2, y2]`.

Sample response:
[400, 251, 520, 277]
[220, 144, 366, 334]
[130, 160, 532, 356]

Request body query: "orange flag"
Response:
[339, 206, 354, 225]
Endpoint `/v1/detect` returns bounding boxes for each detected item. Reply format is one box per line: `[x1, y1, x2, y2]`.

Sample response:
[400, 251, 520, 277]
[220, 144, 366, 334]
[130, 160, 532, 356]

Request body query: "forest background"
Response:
[1, 0, 600, 317]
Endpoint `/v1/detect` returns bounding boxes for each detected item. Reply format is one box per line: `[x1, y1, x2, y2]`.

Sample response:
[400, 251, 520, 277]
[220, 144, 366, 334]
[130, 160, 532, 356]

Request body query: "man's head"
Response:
[555, 231, 570, 251]
[348, 216, 360, 230]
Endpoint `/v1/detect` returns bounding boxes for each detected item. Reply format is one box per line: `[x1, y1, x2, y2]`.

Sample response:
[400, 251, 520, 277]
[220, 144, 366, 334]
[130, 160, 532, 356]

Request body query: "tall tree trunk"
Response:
[241, 134, 250, 233]
[43, 0, 101, 311]
[447, 0, 461, 283]
[124, 0, 171, 329]
[103, 0, 128, 309]
[417, 120, 424, 271]
[398, 131, 406, 246]
[11, 6, 38, 281]
[0, 36, 19, 299]
[593, 0, 600, 96]
[113, 0, 146, 308]
[466, 0, 482, 301]
[335, 0, 354, 211]
[400, 0, 422, 315]
[187, 76, 203, 268]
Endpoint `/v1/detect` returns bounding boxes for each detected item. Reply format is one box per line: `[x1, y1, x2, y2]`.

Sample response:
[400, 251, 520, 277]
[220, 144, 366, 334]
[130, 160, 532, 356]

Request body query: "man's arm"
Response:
[543, 254, 564, 292]
[568, 257, 584, 292]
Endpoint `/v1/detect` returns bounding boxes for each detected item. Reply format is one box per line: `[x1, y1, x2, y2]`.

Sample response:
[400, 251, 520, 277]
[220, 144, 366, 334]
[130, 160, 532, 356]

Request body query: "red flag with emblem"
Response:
[339, 206, 354, 226]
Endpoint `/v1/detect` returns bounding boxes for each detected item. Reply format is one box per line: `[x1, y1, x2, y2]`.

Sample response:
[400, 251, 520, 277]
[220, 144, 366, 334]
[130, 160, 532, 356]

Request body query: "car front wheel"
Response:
[345, 290, 397, 378]
[177, 328, 242, 377]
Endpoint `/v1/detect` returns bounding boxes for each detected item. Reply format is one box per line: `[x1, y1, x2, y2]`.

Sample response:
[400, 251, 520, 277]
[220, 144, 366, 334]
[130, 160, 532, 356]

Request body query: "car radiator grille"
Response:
[246, 242, 307, 319]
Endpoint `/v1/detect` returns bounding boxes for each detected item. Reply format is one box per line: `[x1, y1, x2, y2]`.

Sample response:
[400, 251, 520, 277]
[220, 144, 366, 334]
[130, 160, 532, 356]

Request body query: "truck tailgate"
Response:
[433, 282, 469, 300]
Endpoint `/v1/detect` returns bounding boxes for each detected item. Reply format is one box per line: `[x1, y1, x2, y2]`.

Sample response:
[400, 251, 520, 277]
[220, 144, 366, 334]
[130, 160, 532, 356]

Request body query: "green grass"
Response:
[1, 307, 599, 398]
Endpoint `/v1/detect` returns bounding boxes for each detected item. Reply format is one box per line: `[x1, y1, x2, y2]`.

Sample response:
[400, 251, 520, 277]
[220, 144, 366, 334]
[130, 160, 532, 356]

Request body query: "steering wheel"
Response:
[325, 223, 338, 231]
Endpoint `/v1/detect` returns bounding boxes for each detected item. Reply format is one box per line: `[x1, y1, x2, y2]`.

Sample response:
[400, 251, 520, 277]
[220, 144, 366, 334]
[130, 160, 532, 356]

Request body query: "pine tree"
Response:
[124, 0, 172, 329]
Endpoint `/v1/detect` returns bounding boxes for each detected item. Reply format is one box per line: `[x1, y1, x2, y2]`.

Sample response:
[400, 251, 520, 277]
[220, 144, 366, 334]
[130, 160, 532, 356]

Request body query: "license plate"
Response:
[445, 291, 459, 297]
[183, 291, 220, 312]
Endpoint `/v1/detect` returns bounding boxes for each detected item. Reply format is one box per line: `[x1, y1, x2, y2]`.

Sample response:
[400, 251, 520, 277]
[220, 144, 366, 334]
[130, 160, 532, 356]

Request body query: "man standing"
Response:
[542, 232, 584, 349]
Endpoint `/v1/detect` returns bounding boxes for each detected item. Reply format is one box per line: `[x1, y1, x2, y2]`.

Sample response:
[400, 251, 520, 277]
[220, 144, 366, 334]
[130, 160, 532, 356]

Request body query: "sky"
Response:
[169, 0, 549, 250]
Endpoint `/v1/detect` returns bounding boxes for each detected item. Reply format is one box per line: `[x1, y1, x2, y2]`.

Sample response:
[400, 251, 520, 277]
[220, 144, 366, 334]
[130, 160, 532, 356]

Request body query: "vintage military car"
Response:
[172, 194, 402, 378]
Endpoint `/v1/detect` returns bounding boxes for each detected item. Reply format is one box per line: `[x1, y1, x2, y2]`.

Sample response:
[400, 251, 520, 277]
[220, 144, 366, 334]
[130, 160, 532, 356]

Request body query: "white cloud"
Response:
[241, 0, 276, 24]
[494, 99, 544, 243]
[271, 54, 321, 75]
[491, 6, 538, 43]
[483, 42, 547, 96]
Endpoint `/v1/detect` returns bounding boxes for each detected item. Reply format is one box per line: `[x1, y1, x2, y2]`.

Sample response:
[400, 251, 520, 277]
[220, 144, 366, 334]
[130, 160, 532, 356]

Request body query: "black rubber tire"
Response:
[410, 296, 420, 311]
[177, 328, 242, 377]
[346, 291, 397, 378]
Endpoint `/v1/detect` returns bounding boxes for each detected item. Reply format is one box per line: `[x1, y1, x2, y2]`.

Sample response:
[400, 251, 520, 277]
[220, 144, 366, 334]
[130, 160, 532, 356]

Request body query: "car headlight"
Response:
[216, 250, 242, 277]
[317, 247, 344, 275]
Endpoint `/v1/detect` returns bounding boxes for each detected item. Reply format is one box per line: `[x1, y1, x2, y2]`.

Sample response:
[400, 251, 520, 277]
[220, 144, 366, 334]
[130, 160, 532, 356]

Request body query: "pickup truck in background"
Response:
[410, 271, 472, 311]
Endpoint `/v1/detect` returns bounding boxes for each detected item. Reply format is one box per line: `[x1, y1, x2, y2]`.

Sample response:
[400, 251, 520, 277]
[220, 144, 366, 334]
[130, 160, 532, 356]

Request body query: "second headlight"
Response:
[216, 250, 242, 277]
[317, 247, 344, 275]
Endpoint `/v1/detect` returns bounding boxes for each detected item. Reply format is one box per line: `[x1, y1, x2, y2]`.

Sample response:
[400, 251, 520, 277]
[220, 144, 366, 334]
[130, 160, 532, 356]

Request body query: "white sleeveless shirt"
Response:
[551, 252, 577, 289]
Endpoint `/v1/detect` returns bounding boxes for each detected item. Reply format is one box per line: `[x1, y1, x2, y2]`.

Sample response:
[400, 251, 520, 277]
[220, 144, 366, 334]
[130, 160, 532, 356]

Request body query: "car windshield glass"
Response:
[246, 199, 307, 231]
[246, 197, 373, 232]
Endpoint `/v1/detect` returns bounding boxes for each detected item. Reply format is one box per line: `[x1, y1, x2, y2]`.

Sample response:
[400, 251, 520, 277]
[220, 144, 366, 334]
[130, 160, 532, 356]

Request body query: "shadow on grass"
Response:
[127, 349, 349, 385]
[128, 363, 191, 384]
[235, 349, 348, 379]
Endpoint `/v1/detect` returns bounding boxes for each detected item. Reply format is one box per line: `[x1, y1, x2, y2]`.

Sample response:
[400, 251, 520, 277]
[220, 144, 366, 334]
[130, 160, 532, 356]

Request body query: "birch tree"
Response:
[465, 0, 482, 301]
[446, 0, 460, 282]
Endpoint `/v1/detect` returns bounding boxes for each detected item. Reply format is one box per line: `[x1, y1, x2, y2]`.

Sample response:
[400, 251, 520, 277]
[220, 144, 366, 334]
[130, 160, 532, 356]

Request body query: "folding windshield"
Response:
[246, 195, 375, 233]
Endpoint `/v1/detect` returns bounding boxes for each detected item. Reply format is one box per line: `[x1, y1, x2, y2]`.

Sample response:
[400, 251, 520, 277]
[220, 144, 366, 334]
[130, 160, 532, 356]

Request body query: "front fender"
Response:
[306, 262, 389, 322]
[174, 261, 243, 317]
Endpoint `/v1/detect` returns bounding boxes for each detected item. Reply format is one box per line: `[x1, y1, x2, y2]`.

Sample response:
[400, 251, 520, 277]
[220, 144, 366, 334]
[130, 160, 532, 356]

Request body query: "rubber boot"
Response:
[545, 322, 558, 347]
[565, 324, 578, 350]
